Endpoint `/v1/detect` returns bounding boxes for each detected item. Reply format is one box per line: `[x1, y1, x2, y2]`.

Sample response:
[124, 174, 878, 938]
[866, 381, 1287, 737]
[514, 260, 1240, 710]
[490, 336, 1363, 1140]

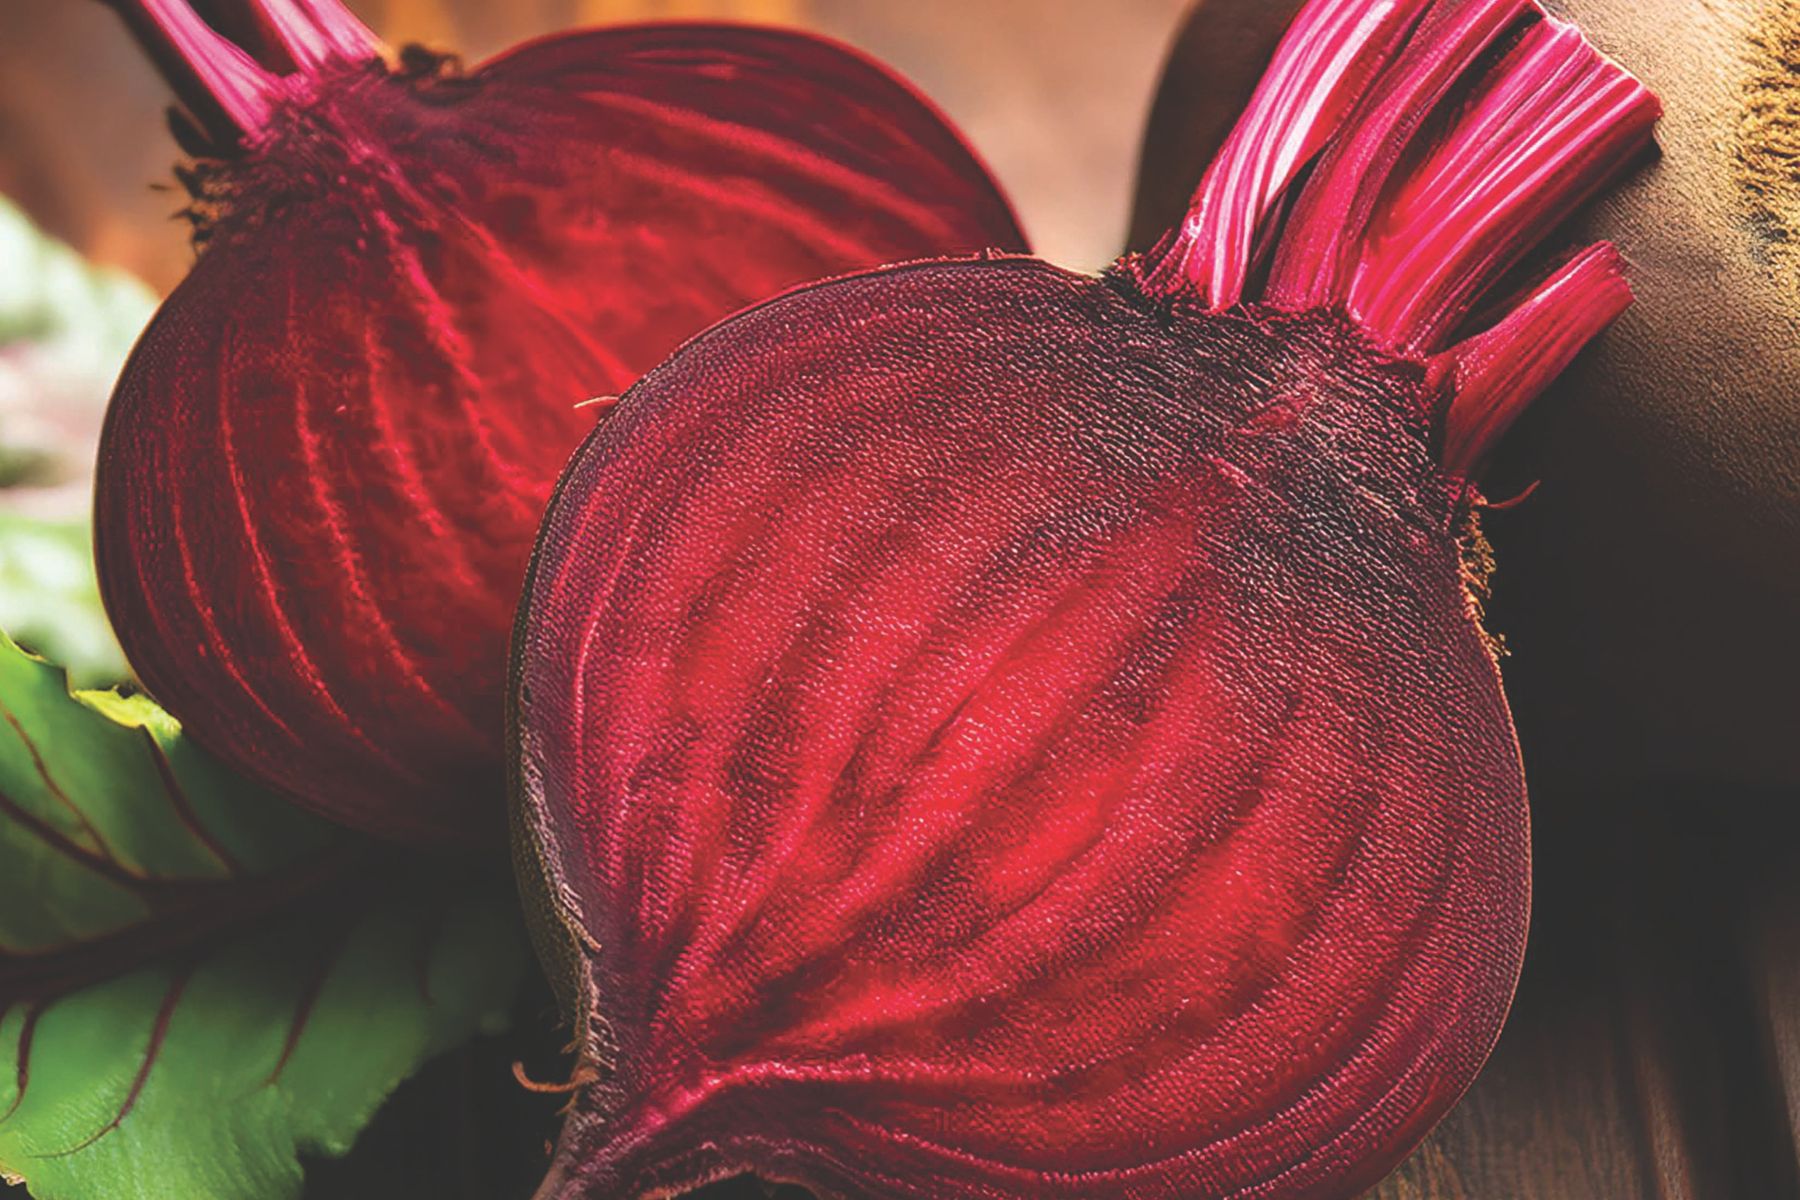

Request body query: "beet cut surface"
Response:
[512, 0, 1659, 1196]
[93, 0, 1024, 845]
[521, 268, 1529, 1200]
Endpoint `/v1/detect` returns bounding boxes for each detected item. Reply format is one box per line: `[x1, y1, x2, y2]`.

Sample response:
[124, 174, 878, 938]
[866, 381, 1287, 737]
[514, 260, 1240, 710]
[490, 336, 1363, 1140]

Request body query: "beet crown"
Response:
[1136, 0, 1800, 788]
[512, 0, 1658, 1197]
[91, 0, 1025, 845]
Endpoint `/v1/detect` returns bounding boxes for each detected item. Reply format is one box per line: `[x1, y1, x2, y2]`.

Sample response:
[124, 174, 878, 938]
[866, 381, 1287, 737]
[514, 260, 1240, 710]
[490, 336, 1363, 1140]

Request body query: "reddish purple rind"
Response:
[513, 258, 1529, 1199]
[96, 25, 1025, 845]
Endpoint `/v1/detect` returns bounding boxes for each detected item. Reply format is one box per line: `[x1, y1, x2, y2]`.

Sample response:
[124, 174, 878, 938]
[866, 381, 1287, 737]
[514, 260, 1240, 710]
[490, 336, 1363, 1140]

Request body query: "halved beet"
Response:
[512, 1, 1658, 1196]
[92, 0, 1024, 845]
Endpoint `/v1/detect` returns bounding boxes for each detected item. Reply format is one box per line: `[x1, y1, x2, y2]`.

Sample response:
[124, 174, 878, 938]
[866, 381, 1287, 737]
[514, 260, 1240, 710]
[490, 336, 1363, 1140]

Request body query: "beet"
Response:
[91, 0, 1024, 845]
[511, 1, 1658, 1196]
[1132, 0, 1800, 787]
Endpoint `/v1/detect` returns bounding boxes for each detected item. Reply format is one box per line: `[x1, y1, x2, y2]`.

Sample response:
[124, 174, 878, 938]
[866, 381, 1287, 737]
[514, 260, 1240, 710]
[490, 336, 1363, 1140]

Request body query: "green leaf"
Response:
[0, 635, 526, 1199]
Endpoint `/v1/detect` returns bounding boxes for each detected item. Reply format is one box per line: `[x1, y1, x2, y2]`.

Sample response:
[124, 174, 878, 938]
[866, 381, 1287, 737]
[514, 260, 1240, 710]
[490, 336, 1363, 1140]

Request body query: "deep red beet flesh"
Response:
[519, 270, 1530, 1199]
[92, 0, 1024, 845]
[512, 0, 1658, 1196]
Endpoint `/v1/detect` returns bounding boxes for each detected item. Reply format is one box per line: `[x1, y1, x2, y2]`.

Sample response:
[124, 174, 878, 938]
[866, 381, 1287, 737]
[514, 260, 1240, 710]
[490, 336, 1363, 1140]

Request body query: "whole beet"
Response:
[93, 0, 1024, 844]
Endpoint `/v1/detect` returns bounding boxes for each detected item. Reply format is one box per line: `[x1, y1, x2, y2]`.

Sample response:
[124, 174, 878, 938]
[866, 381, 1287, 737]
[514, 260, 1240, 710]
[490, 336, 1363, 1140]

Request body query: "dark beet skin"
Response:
[94, 17, 1025, 845]
[513, 259, 1529, 1200]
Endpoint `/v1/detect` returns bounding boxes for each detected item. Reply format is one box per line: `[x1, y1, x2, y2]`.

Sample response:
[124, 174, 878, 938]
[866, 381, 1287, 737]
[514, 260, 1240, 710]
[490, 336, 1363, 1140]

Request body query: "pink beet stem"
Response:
[104, 0, 383, 140]
[116, 0, 279, 136]
[1436, 243, 1633, 476]
[1263, 0, 1536, 316]
[1138, 0, 1435, 309]
[1130, 0, 1659, 476]
[1344, 17, 1661, 353]
[253, 0, 382, 66]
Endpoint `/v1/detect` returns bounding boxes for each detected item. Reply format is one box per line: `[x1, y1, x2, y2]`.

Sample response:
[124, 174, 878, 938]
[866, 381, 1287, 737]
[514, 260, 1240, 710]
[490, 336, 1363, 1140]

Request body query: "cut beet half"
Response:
[512, 1, 1658, 1197]
[91, 0, 1025, 846]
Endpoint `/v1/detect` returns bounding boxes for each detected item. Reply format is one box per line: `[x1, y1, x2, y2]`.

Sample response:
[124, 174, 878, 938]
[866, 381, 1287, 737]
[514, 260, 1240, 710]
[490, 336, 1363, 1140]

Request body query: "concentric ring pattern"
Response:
[515, 260, 1528, 1200]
